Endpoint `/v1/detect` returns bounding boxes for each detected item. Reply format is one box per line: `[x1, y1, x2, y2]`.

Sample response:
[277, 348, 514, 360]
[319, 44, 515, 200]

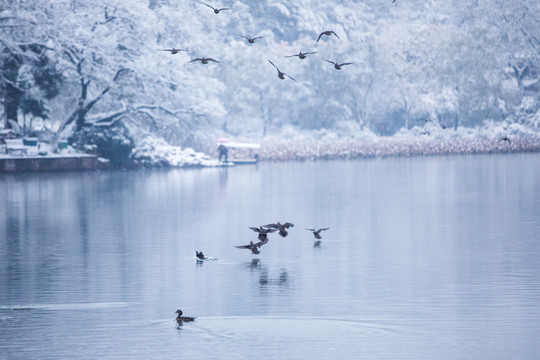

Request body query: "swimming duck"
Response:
[268, 60, 295, 81]
[202, 2, 229, 13]
[237, 34, 264, 44]
[316, 30, 340, 42]
[160, 48, 188, 54]
[235, 241, 262, 254]
[176, 309, 196, 322]
[195, 251, 205, 260]
[189, 57, 220, 64]
[264, 222, 294, 238]
[285, 51, 317, 59]
[305, 228, 330, 239]
[324, 60, 353, 70]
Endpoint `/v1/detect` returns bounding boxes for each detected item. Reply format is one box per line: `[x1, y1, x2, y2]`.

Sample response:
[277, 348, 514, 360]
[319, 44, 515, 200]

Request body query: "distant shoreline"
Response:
[257, 135, 540, 161]
[3, 133, 540, 172]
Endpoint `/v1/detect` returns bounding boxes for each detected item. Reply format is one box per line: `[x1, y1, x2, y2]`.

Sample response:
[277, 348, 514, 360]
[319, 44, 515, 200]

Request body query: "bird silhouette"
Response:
[324, 60, 353, 70]
[237, 34, 264, 44]
[235, 241, 263, 254]
[249, 226, 277, 243]
[499, 136, 511, 144]
[305, 228, 330, 240]
[264, 222, 294, 238]
[160, 48, 188, 54]
[285, 51, 317, 59]
[176, 310, 196, 323]
[202, 2, 229, 13]
[195, 251, 205, 260]
[268, 60, 295, 81]
[317, 30, 340, 42]
[188, 57, 220, 64]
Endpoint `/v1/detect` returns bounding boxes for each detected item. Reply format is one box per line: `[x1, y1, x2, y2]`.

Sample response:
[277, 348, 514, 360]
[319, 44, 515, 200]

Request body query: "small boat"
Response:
[216, 139, 261, 165]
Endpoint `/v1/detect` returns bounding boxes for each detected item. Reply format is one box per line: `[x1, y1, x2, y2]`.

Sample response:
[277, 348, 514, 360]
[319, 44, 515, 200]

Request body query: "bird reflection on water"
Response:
[259, 269, 288, 286]
[248, 258, 261, 270]
[244, 260, 289, 288]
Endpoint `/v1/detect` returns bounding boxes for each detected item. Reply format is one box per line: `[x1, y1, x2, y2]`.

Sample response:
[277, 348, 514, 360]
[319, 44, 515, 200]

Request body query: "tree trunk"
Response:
[1, 52, 23, 128]
[3, 83, 21, 128]
[57, 68, 127, 134]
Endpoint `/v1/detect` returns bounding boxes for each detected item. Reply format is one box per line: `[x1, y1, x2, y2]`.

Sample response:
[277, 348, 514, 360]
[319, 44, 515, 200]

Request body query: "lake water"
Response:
[1, 154, 540, 359]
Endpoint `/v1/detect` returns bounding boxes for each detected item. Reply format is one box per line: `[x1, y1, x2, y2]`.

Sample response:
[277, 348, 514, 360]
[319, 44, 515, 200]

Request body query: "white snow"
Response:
[2, 0, 540, 166]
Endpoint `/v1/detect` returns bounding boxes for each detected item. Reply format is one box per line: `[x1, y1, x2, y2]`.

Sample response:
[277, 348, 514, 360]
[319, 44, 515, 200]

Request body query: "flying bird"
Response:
[305, 228, 330, 240]
[235, 241, 263, 254]
[264, 222, 295, 238]
[176, 310, 196, 323]
[285, 51, 317, 59]
[188, 57, 220, 64]
[249, 226, 277, 243]
[202, 2, 229, 13]
[324, 60, 353, 70]
[237, 34, 264, 44]
[160, 48, 188, 54]
[499, 136, 511, 144]
[268, 60, 295, 81]
[316, 30, 340, 42]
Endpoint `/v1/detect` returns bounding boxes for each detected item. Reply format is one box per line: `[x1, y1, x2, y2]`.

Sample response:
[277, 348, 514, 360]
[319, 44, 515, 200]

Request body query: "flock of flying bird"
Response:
[179, 222, 330, 324]
[194, 221, 330, 260]
[159, 2, 363, 82]
[235, 222, 329, 254]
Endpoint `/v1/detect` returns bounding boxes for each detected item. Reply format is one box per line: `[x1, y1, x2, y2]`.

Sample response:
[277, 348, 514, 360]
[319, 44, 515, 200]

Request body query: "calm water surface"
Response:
[1, 154, 540, 359]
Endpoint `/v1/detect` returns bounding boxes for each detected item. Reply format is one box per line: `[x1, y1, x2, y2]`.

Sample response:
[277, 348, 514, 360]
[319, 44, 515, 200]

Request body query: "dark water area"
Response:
[1, 154, 540, 359]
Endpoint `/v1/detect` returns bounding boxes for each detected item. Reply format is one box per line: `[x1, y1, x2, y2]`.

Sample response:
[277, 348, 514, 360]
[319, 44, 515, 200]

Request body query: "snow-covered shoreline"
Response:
[133, 123, 540, 167]
[258, 134, 540, 161]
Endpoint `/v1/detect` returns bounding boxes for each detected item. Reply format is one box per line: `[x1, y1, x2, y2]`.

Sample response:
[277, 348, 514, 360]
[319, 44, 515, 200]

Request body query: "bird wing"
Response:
[324, 59, 336, 65]
[339, 62, 354, 66]
[188, 58, 202, 63]
[202, 2, 215, 10]
[283, 222, 295, 229]
[268, 60, 279, 70]
[249, 226, 261, 232]
[253, 36, 264, 40]
[305, 228, 316, 232]
[218, 7, 229, 11]
[263, 223, 278, 229]
[206, 58, 220, 62]
[319, 228, 330, 231]
[331, 31, 340, 39]
[284, 54, 298, 58]
[306, 51, 318, 55]
[235, 245, 251, 249]
[284, 73, 296, 81]
[316, 32, 324, 42]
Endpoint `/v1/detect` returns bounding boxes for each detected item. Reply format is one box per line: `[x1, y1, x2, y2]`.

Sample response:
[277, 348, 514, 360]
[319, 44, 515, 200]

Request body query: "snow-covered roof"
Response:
[222, 142, 261, 149]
